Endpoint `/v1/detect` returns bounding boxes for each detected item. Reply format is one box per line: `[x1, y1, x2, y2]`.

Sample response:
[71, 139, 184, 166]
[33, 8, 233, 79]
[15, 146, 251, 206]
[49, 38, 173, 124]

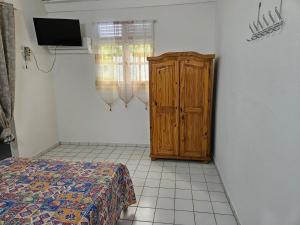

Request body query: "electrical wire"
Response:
[31, 46, 57, 73]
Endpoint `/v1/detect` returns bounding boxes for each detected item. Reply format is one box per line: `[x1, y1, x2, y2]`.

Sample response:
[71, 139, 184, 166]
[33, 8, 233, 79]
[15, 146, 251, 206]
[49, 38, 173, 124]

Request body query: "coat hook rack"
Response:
[247, 0, 284, 42]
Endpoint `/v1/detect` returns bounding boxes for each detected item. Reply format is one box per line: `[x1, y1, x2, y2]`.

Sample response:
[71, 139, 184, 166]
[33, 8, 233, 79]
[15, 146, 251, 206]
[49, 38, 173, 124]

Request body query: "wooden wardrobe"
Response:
[148, 52, 215, 162]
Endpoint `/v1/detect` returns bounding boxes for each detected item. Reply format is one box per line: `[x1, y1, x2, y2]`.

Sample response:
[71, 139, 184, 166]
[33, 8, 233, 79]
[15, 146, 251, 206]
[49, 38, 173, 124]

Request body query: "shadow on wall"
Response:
[211, 57, 219, 161]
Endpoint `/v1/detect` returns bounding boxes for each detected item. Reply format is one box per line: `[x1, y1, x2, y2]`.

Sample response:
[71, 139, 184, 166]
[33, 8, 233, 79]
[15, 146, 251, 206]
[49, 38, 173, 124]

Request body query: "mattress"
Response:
[0, 158, 136, 225]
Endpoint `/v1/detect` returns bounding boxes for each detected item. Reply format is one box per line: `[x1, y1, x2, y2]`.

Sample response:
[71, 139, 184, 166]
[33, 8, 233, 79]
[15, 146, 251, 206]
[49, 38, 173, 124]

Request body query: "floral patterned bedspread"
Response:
[0, 158, 136, 225]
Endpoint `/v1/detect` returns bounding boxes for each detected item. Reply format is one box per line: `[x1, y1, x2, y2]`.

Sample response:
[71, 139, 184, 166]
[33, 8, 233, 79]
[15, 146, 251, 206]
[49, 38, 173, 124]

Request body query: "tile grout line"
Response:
[174, 163, 177, 225]
[137, 155, 152, 224]
[40, 145, 236, 225]
[154, 160, 167, 225]
[189, 163, 197, 225]
[213, 161, 241, 225]
[205, 169, 218, 225]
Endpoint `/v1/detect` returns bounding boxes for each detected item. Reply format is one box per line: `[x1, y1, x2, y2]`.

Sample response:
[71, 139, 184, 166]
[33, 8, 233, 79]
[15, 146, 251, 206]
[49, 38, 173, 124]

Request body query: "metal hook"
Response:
[263, 14, 269, 26]
[275, 7, 282, 20]
[253, 22, 259, 31]
[257, 2, 262, 26]
[258, 19, 264, 30]
[249, 24, 255, 34]
[269, 10, 276, 23]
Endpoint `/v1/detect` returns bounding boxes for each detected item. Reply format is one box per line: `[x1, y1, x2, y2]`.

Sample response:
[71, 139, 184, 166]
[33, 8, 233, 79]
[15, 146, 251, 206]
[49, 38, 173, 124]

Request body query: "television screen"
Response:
[33, 18, 82, 46]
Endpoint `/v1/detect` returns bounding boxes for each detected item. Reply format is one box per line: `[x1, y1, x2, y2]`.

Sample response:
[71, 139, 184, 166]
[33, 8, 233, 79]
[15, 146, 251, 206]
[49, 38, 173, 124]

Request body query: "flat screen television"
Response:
[33, 18, 82, 46]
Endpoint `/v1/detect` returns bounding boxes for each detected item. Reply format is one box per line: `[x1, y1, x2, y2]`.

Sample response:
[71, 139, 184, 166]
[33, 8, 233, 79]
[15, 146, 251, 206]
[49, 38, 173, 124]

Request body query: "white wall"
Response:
[49, 2, 216, 144]
[6, 0, 59, 157]
[215, 1, 300, 225]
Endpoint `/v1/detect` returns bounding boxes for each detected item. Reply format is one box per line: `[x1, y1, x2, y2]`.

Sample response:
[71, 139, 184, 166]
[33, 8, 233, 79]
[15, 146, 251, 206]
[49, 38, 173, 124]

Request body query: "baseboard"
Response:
[34, 143, 60, 158]
[58, 141, 150, 148]
[213, 160, 242, 225]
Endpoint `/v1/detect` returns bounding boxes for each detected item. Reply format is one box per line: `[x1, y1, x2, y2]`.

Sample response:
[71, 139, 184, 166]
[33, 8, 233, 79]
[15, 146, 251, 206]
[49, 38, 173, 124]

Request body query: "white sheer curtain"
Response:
[93, 20, 154, 110]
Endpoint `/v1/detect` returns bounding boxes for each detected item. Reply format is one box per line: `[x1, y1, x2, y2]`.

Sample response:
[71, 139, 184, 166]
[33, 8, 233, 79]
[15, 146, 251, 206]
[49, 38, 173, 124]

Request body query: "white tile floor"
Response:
[39, 144, 238, 225]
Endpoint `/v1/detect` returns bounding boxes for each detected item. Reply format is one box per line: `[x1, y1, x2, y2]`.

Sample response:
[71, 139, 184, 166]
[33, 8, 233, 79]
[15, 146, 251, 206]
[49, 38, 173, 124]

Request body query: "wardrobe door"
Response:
[179, 59, 210, 159]
[150, 60, 179, 158]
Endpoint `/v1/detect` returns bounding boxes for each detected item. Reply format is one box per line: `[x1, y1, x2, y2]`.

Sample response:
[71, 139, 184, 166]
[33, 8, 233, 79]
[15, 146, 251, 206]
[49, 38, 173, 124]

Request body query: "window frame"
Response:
[96, 21, 153, 83]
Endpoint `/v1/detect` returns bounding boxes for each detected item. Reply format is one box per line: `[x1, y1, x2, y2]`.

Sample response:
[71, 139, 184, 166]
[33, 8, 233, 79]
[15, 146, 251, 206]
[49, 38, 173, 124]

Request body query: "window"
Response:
[94, 21, 154, 110]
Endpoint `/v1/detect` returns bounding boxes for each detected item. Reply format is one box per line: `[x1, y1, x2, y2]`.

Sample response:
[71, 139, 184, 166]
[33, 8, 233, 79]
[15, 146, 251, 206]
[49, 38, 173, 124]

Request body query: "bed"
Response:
[0, 158, 136, 225]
